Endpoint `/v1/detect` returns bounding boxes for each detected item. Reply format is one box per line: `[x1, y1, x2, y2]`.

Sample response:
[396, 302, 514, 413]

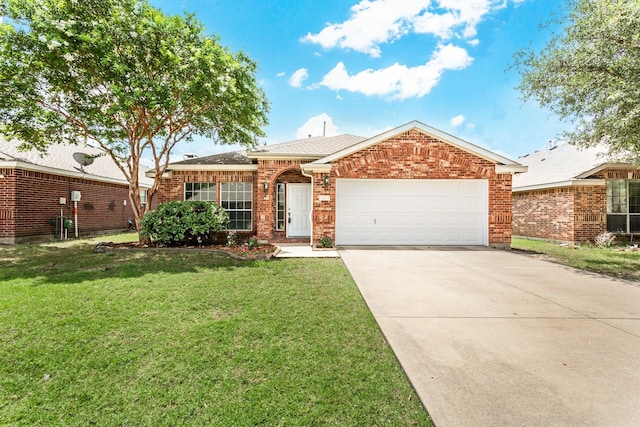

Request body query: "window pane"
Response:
[276, 183, 285, 231]
[631, 215, 640, 233]
[607, 215, 627, 233]
[630, 181, 640, 213]
[606, 180, 627, 214]
[185, 182, 217, 202]
[220, 182, 252, 230]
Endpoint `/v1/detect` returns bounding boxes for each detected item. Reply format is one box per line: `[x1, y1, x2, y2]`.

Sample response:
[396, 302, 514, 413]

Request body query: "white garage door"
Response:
[335, 179, 488, 246]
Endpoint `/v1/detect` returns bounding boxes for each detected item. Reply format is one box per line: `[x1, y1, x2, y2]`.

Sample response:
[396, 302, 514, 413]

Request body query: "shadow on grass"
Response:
[0, 242, 262, 286]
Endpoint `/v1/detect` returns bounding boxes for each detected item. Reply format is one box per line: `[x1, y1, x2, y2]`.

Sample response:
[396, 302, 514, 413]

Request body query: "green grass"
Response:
[0, 236, 431, 426]
[511, 237, 640, 281]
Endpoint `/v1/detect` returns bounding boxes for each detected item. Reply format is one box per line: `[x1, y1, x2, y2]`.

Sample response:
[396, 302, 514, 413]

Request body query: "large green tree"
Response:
[0, 0, 269, 229]
[513, 0, 640, 160]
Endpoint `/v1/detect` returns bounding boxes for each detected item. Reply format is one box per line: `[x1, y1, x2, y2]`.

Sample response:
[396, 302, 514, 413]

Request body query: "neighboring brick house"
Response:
[157, 121, 525, 247]
[512, 143, 640, 242]
[0, 140, 152, 244]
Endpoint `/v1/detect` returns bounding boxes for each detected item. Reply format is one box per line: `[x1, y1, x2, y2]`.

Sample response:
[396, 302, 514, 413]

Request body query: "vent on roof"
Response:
[547, 139, 557, 150]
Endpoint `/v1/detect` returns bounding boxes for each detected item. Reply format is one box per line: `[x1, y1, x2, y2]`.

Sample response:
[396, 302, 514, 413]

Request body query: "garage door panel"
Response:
[336, 179, 488, 246]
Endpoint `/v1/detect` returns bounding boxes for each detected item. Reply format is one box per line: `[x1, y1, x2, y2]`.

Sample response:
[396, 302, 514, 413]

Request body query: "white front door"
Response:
[286, 183, 311, 237]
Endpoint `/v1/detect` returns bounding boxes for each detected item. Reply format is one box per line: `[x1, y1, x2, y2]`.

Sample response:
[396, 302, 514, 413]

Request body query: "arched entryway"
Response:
[270, 169, 311, 243]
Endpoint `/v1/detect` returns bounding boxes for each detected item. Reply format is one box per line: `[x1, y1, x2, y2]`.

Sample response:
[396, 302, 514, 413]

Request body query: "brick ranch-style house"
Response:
[513, 143, 640, 242]
[156, 121, 526, 247]
[0, 140, 152, 244]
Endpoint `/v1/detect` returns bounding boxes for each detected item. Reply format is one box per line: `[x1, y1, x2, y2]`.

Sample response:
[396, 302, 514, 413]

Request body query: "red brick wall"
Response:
[512, 187, 576, 241]
[512, 168, 640, 243]
[573, 187, 606, 242]
[316, 129, 512, 245]
[0, 168, 17, 242]
[1, 167, 136, 243]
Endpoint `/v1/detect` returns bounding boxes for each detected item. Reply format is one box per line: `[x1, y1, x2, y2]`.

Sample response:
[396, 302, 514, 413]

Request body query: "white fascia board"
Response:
[247, 152, 322, 161]
[314, 120, 521, 166]
[575, 162, 637, 179]
[300, 163, 332, 173]
[496, 164, 528, 174]
[145, 170, 172, 179]
[163, 164, 258, 172]
[513, 179, 605, 193]
[0, 160, 141, 187]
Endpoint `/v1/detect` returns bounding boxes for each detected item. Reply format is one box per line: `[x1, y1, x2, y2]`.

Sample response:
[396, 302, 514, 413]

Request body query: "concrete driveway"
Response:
[339, 247, 640, 426]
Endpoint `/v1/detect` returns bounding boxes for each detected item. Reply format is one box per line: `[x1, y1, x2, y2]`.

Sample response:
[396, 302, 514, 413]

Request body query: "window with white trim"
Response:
[606, 179, 640, 233]
[220, 182, 252, 230]
[185, 182, 217, 201]
[276, 183, 285, 231]
[140, 189, 148, 210]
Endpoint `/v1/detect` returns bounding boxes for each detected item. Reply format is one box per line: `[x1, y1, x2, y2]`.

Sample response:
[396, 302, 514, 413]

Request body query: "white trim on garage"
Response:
[335, 179, 489, 246]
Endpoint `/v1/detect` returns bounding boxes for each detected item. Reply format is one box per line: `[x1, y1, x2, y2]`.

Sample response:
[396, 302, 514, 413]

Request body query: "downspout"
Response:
[300, 167, 314, 247]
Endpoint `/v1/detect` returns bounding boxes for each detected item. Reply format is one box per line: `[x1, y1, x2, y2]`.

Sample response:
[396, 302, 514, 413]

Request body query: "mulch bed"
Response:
[94, 241, 279, 260]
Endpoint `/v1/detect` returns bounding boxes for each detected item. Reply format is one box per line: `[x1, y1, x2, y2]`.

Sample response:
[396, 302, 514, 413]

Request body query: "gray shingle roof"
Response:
[250, 134, 366, 156]
[171, 151, 253, 165]
[513, 143, 612, 190]
[0, 139, 152, 186]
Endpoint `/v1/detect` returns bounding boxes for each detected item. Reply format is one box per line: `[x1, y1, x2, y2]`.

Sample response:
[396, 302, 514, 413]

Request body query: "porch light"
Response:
[323, 175, 330, 188]
[263, 181, 269, 193]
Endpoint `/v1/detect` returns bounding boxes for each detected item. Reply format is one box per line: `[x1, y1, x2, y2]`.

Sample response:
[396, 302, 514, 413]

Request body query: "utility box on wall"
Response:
[70, 191, 81, 202]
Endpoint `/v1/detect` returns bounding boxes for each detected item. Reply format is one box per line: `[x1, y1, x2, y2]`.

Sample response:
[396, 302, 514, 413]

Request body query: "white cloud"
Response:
[276, 71, 286, 77]
[288, 68, 309, 88]
[302, 0, 509, 57]
[450, 114, 466, 127]
[317, 44, 473, 100]
[296, 113, 339, 139]
[301, 0, 429, 57]
[413, 0, 504, 40]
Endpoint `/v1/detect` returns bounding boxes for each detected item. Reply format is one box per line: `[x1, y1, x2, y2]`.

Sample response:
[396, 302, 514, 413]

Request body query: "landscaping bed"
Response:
[95, 240, 279, 260]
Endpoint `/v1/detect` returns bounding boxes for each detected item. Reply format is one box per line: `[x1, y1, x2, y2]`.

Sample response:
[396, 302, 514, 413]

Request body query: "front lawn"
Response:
[511, 237, 640, 281]
[0, 237, 430, 426]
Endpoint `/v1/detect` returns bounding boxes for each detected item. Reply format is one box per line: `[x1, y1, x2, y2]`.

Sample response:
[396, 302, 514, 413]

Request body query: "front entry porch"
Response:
[257, 167, 312, 244]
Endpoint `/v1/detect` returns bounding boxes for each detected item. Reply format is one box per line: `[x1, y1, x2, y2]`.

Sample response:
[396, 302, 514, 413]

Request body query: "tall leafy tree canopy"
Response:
[0, 0, 269, 228]
[513, 0, 640, 160]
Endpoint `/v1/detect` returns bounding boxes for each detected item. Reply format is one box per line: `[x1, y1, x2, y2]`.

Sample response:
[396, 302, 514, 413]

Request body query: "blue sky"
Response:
[151, 0, 568, 161]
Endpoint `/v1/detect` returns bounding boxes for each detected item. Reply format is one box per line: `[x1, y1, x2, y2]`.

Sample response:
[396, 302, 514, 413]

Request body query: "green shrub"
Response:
[247, 236, 260, 250]
[318, 235, 334, 248]
[141, 201, 229, 245]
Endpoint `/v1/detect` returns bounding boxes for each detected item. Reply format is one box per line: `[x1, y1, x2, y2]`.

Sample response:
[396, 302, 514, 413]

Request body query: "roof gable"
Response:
[309, 121, 520, 166]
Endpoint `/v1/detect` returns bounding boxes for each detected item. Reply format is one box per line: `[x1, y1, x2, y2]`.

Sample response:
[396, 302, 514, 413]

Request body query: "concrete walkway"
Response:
[339, 246, 640, 426]
[275, 244, 339, 258]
